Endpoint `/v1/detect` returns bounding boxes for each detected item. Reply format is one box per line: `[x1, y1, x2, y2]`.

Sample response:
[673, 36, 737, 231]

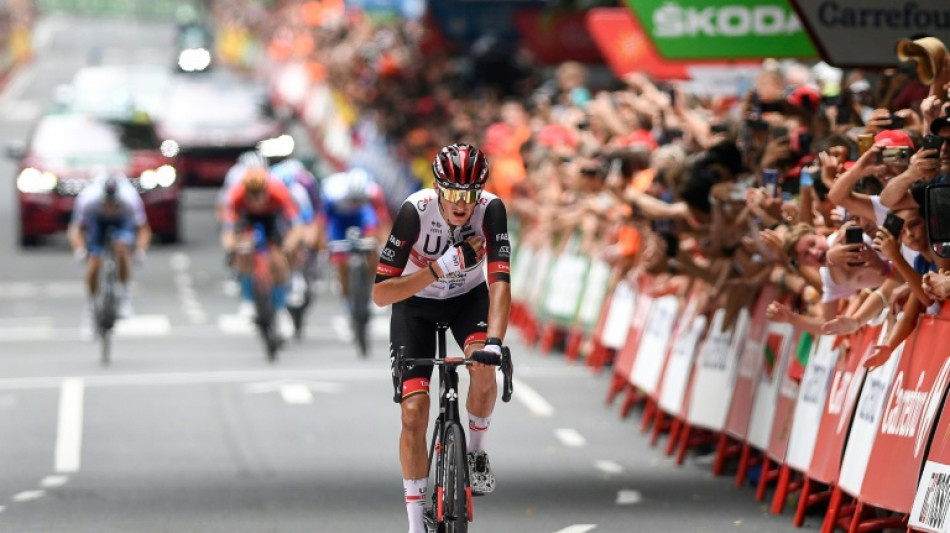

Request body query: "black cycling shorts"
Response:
[390, 284, 489, 399]
[239, 213, 284, 245]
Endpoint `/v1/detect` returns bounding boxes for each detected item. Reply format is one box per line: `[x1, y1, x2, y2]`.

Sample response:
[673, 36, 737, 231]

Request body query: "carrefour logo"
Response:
[653, 1, 803, 38]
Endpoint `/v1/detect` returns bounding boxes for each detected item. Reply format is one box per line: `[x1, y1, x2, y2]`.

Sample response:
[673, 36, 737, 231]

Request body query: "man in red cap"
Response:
[827, 128, 918, 238]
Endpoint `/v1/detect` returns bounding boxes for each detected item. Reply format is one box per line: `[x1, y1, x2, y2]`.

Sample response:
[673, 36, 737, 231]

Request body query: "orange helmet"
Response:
[243, 167, 268, 195]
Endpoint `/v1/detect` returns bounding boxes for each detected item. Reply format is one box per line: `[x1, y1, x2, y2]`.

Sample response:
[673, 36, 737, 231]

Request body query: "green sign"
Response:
[624, 0, 818, 60]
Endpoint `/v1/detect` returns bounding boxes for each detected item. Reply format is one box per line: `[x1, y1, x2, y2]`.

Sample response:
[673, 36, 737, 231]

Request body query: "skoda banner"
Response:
[624, 0, 817, 60]
[789, 1, 950, 67]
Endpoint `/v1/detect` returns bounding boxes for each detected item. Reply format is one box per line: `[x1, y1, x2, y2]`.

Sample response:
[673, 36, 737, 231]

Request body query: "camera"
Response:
[878, 146, 911, 166]
[887, 113, 905, 130]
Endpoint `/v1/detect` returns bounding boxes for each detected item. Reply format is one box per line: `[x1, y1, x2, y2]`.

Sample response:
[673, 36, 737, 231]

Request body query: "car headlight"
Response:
[16, 168, 58, 193]
[160, 139, 180, 158]
[140, 165, 177, 190]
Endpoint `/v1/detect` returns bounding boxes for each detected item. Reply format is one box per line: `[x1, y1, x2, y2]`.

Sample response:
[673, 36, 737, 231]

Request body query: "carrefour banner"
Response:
[790, 1, 950, 67]
[624, 0, 818, 60]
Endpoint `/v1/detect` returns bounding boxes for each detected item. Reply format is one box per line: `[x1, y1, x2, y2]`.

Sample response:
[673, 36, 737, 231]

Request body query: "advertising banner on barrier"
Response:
[911, 336, 950, 531]
[613, 281, 654, 384]
[804, 327, 876, 482]
[600, 279, 638, 351]
[687, 307, 749, 432]
[766, 328, 802, 462]
[724, 288, 775, 440]
[526, 247, 554, 313]
[623, 0, 818, 60]
[837, 339, 905, 497]
[575, 260, 610, 332]
[748, 322, 795, 451]
[631, 295, 680, 395]
[858, 316, 950, 512]
[785, 334, 834, 471]
[790, 0, 950, 68]
[541, 250, 589, 325]
[510, 246, 534, 305]
[658, 297, 706, 416]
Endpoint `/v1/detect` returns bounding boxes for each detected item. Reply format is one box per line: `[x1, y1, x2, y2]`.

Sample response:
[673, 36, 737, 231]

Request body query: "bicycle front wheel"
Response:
[348, 257, 371, 357]
[441, 423, 469, 533]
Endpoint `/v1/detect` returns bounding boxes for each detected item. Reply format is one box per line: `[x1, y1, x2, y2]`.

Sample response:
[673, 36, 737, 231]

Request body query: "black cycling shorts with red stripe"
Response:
[390, 284, 489, 394]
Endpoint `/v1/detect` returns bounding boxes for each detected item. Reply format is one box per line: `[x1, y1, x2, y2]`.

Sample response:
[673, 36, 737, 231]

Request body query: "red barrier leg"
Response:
[587, 344, 612, 374]
[665, 417, 682, 456]
[675, 423, 692, 465]
[619, 385, 643, 419]
[821, 485, 844, 533]
[650, 409, 672, 447]
[770, 464, 791, 514]
[735, 443, 752, 488]
[605, 374, 626, 406]
[640, 398, 657, 433]
[793, 476, 811, 525]
[565, 328, 583, 362]
[847, 501, 864, 533]
[538, 323, 564, 354]
[713, 434, 742, 476]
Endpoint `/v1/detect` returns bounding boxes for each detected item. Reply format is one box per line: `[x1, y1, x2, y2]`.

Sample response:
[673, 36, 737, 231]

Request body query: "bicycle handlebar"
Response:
[393, 347, 514, 404]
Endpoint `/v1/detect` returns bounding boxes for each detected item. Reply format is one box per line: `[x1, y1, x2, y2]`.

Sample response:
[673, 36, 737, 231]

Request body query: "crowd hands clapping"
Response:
[252, 7, 950, 371]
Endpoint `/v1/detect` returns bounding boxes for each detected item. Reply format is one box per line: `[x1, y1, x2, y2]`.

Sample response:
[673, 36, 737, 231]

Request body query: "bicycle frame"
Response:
[328, 227, 376, 356]
[246, 223, 281, 362]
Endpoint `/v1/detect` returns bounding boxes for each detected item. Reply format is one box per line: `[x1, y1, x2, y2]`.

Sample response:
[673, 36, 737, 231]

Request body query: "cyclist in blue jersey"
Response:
[320, 167, 382, 301]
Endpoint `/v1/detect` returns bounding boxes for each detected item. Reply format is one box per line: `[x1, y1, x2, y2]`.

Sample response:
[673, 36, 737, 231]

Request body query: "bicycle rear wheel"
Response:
[441, 423, 469, 533]
[253, 278, 279, 363]
[98, 259, 118, 367]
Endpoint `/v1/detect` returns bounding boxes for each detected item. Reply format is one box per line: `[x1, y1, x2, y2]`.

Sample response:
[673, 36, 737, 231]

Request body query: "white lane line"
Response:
[553, 525, 597, 533]
[12, 490, 45, 502]
[41, 475, 69, 488]
[512, 378, 554, 418]
[217, 314, 255, 336]
[279, 384, 314, 404]
[555, 428, 586, 448]
[171, 253, 207, 325]
[594, 460, 623, 475]
[55, 378, 85, 474]
[616, 489, 643, 505]
[114, 315, 171, 337]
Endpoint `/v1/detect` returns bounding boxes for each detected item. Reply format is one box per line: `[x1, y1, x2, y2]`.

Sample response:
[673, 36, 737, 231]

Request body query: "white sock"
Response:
[404, 478, 427, 533]
[467, 414, 491, 453]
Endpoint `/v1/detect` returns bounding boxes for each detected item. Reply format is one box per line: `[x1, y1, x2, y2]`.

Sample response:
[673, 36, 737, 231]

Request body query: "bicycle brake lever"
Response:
[501, 347, 514, 403]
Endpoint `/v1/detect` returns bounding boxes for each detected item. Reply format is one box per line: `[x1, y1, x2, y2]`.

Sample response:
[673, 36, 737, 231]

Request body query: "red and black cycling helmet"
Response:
[432, 143, 490, 190]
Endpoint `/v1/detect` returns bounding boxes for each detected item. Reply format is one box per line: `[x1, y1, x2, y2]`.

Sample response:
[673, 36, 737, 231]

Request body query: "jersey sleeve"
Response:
[482, 198, 511, 284]
[269, 180, 301, 225]
[375, 201, 420, 283]
[222, 184, 244, 228]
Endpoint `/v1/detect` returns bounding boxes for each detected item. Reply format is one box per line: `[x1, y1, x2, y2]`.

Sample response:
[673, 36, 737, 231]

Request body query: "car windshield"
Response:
[32, 114, 123, 158]
[116, 120, 161, 150]
[163, 81, 263, 129]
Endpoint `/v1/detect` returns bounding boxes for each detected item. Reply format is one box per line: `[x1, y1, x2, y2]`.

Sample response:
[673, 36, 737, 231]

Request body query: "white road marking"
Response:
[12, 490, 45, 502]
[217, 314, 255, 335]
[555, 428, 586, 448]
[114, 315, 171, 337]
[553, 525, 597, 533]
[41, 475, 69, 488]
[279, 384, 314, 404]
[0, 505, 5, 513]
[0, 316, 55, 341]
[512, 378, 554, 417]
[55, 378, 84, 473]
[171, 253, 207, 325]
[244, 380, 344, 398]
[616, 489, 643, 505]
[594, 460, 623, 475]
[0, 365, 583, 391]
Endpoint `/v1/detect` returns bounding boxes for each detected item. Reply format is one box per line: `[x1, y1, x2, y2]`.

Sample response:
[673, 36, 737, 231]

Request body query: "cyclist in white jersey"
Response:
[373, 143, 512, 533]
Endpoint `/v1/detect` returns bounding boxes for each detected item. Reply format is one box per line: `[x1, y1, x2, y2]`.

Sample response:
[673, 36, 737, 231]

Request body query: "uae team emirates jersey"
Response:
[375, 189, 511, 299]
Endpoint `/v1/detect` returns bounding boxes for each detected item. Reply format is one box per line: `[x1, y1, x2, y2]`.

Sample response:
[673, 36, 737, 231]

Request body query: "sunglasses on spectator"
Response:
[437, 186, 481, 204]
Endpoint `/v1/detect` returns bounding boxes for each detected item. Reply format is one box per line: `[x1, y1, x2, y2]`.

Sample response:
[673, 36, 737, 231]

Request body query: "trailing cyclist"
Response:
[269, 157, 321, 307]
[221, 165, 304, 337]
[68, 171, 151, 323]
[372, 143, 512, 533]
[320, 167, 384, 305]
